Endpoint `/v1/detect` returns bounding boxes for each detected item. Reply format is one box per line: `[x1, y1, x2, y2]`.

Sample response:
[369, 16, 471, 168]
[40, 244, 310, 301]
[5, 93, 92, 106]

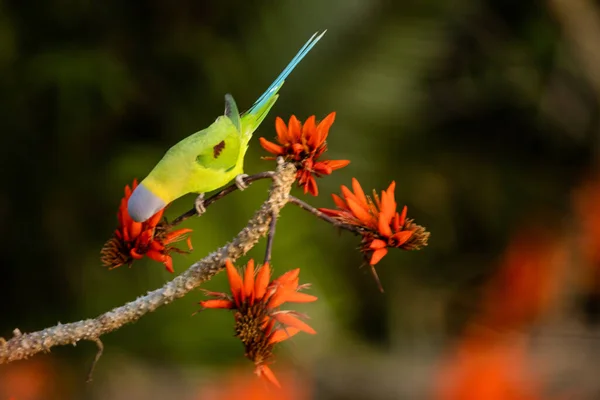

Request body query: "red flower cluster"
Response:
[435, 334, 545, 400]
[434, 227, 568, 400]
[100, 180, 193, 273]
[320, 178, 429, 290]
[260, 113, 349, 196]
[200, 259, 317, 387]
[100, 108, 431, 389]
[480, 227, 567, 331]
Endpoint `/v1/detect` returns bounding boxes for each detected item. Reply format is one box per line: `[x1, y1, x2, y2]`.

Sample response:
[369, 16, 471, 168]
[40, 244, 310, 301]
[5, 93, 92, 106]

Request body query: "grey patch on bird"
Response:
[224, 94, 241, 132]
[213, 140, 226, 158]
[127, 184, 166, 223]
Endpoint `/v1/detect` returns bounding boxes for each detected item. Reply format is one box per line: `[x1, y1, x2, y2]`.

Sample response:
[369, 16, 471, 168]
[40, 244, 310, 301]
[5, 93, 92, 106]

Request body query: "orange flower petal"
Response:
[387, 180, 396, 197]
[372, 190, 381, 211]
[288, 115, 302, 140]
[277, 290, 318, 306]
[255, 262, 271, 300]
[370, 239, 387, 250]
[318, 208, 346, 218]
[392, 212, 401, 232]
[255, 365, 281, 388]
[391, 230, 413, 247]
[275, 116, 289, 144]
[315, 112, 336, 145]
[268, 327, 301, 344]
[137, 230, 154, 247]
[146, 208, 164, 228]
[323, 159, 350, 171]
[331, 193, 349, 210]
[296, 169, 307, 185]
[398, 205, 407, 228]
[146, 248, 165, 262]
[370, 248, 388, 265]
[307, 176, 319, 196]
[313, 162, 333, 175]
[164, 228, 193, 244]
[267, 288, 287, 308]
[150, 240, 165, 253]
[201, 289, 229, 298]
[199, 299, 234, 309]
[340, 185, 360, 206]
[244, 259, 255, 304]
[225, 259, 244, 306]
[291, 143, 304, 157]
[351, 178, 368, 208]
[128, 220, 143, 241]
[274, 313, 316, 334]
[259, 137, 285, 156]
[262, 316, 276, 334]
[118, 201, 128, 233]
[303, 115, 317, 147]
[347, 197, 374, 225]
[163, 258, 174, 273]
[378, 213, 393, 237]
[145, 250, 173, 273]
[273, 268, 300, 288]
[130, 248, 144, 260]
[380, 186, 396, 224]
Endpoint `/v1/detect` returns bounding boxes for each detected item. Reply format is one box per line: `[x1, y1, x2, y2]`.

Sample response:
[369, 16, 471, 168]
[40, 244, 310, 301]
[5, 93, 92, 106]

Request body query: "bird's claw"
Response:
[235, 174, 249, 191]
[195, 193, 206, 216]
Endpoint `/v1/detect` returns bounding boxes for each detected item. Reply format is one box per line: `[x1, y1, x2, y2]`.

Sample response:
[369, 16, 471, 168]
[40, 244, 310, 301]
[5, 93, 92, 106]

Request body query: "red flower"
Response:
[196, 366, 312, 399]
[480, 227, 567, 331]
[200, 259, 317, 388]
[435, 334, 545, 400]
[320, 178, 429, 290]
[260, 113, 350, 196]
[573, 176, 600, 304]
[100, 180, 193, 273]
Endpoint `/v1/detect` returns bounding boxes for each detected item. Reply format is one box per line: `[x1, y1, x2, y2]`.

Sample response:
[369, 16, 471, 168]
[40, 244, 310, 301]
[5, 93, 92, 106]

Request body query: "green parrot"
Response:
[128, 31, 326, 222]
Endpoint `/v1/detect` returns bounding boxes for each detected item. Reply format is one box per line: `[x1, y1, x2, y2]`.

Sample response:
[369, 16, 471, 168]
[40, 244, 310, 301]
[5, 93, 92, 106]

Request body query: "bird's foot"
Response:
[195, 193, 206, 216]
[235, 174, 249, 191]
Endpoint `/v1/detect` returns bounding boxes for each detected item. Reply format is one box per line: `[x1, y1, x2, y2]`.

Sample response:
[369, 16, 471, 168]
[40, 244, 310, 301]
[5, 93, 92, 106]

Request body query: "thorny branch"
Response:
[0, 164, 384, 368]
[0, 162, 296, 365]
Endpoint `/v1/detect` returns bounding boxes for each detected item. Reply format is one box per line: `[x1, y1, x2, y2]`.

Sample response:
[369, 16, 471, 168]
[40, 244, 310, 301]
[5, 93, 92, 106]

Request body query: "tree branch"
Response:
[264, 210, 277, 264]
[169, 171, 276, 227]
[0, 162, 296, 365]
[287, 195, 364, 234]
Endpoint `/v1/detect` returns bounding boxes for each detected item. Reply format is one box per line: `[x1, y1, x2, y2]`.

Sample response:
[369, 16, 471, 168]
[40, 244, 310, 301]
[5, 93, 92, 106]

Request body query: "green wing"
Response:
[195, 95, 242, 172]
[195, 126, 241, 172]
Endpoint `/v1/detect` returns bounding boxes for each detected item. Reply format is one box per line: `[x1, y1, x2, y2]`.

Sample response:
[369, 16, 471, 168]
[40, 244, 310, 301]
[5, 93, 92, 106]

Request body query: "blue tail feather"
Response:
[246, 30, 326, 116]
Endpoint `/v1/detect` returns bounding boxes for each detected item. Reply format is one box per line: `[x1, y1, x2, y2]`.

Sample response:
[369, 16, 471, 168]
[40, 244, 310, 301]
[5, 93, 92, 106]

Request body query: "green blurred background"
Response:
[2, 0, 600, 398]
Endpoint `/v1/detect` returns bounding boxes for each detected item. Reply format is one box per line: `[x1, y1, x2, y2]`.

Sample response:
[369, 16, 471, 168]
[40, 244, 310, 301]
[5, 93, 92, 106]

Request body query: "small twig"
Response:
[287, 195, 363, 234]
[367, 264, 385, 293]
[264, 211, 277, 264]
[86, 338, 104, 383]
[169, 171, 276, 227]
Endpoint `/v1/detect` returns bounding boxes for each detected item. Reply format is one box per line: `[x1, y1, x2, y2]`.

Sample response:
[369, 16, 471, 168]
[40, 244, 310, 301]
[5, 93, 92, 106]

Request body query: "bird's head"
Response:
[127, 183, 167, 223]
